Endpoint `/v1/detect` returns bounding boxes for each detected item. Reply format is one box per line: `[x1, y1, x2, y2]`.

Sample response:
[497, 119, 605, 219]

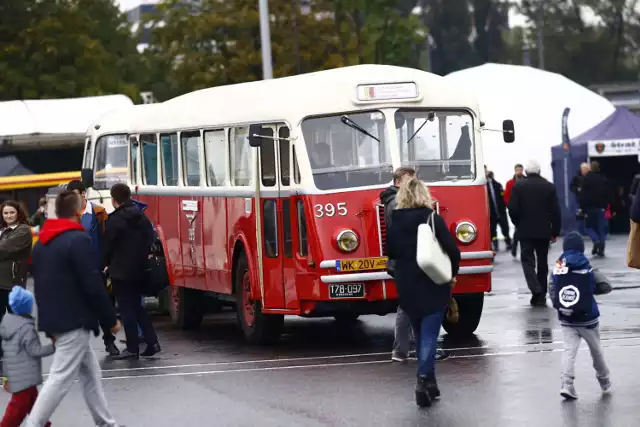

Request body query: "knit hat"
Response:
[563, 231, 585, 253]
[9, 286, 34, 316]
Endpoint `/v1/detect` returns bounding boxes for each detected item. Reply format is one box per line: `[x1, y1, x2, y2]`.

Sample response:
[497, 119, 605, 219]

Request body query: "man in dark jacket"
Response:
[26, 190, 121, 427]
[508, 160, 561, 307]
[579, 161, 609, 257]
[103, 183, 160, 360]
[485, 166, 512, 252]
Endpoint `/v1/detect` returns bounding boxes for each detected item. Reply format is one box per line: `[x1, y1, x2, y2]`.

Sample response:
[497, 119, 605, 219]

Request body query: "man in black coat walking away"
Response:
[485, 166, 512, 252]
[103, 183, 160, 360]
[508, 160, 561, 307]
[579, 161, 610, 257]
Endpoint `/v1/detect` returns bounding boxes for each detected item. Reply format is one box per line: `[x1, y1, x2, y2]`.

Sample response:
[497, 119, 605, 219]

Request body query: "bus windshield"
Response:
[396, 109, 475, 182]
[301, 111, 392, 190]
[93, 134, 128, 190]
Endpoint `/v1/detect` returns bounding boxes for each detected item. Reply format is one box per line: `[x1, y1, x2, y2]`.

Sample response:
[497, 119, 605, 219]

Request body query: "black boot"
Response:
[592, 243, 599, 256]
[415, 376, 433, 407]
[425, 375, 441, 401]
[598, 242, 606, 257]
[141, 343, 161, 357]
[105, 342, 120, 357]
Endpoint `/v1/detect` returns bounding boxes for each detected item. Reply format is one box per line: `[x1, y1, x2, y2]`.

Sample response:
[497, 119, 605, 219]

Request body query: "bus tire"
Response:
[170, 285, 204, 330]
[334, 313, 360, 324]
[234, 253, 284, 345]
[442, 293, 484, 338]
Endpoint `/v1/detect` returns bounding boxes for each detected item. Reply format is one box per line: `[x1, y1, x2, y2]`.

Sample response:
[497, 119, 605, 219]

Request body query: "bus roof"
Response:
[128, 65, 480, 134]
[88, 104, 162, 138]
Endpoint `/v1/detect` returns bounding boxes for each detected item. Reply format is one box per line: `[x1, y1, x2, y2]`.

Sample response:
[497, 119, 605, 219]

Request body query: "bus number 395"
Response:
[314, 203, 347, 218]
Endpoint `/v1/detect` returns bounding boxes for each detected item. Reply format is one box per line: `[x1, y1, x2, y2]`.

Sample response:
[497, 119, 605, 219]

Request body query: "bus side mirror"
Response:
[502, 120, 515, 143]
[248, 124, 264, 147]
[81, 168, 94, 189]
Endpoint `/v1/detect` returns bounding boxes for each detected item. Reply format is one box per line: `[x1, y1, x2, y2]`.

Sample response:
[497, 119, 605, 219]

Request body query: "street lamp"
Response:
[259, 0, 274, 79]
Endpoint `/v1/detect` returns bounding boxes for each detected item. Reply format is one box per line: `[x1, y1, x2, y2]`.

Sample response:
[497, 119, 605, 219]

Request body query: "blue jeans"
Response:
[411, 310, 445, 378]
[585, 208, 606, 244]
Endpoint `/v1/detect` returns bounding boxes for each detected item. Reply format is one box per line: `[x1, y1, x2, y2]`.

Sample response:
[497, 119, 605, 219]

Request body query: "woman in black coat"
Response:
[387, 178, 461, 407]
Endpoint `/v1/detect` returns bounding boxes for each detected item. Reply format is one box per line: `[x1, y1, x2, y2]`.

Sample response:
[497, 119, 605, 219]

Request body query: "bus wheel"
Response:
[442, 293, 484, 338]
[170, 285, 204, 330]
[235, 253, 284, 345]
[334, 313, 360, 324]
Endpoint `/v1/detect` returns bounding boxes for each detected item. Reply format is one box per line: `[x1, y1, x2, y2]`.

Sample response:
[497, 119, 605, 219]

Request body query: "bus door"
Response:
[256, 123, 296, 310]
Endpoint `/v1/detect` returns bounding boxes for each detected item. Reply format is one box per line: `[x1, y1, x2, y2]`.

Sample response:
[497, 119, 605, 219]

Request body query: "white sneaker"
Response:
[560, 385, 578, 400]
[601, 382, 612, 395]
[391, 353, 407, 363]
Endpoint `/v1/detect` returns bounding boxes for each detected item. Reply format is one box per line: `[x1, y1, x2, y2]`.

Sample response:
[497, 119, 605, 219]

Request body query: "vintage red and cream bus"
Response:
[79, 65, 514, 344]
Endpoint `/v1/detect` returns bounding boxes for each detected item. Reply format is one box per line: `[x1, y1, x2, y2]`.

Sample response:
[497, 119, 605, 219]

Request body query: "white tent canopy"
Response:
[445, 63, 615, 185]
[0, 95, 134, 151]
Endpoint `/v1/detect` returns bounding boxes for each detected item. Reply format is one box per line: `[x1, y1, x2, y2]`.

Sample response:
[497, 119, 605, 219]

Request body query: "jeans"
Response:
[392, 307, 414, 357]
[585, 208, 606, 244]
[25, 329, 118, 427]
[520, 238, 550, 296]
[112, 280, 158, 353]
[411, 310, 445, 378]
[561, 325, 610, 388]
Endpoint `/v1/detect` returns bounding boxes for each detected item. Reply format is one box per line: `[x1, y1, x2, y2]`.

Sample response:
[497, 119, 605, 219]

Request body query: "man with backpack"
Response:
[67, 180, 120, 357]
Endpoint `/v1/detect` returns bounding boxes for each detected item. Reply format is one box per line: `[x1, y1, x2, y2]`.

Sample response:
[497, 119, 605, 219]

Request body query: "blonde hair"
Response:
[396, 178, 434, 209]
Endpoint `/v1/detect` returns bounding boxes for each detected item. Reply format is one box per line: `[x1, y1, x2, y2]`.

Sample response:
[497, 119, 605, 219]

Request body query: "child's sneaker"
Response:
[560, 384, 578, 400]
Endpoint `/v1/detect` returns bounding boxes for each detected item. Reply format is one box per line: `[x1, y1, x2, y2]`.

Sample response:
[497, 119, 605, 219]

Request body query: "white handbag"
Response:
[416, 213, 452, 285]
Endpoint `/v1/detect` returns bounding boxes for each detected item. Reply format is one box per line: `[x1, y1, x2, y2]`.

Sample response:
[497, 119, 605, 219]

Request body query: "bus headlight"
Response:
[455, 222, 477, 244]
[336, 230, 359, 253]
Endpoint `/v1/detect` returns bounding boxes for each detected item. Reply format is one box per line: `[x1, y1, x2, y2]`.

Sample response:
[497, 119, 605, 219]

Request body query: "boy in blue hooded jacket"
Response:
[551, 231, 611, 400]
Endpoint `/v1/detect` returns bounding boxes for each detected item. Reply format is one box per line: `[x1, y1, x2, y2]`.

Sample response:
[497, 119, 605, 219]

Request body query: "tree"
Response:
[0, 0, 142, 101]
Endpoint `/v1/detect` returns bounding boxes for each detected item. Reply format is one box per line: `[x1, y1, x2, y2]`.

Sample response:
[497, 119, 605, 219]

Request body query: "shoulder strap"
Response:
[428, 212, 437, 241]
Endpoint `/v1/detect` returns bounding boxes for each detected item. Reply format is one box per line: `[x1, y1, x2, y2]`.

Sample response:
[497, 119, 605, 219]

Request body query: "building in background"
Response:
[591, 83, 640, 115]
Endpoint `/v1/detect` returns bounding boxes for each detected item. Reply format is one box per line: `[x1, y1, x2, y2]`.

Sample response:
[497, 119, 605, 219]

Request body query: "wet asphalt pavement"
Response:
[5, 235, 640, 426]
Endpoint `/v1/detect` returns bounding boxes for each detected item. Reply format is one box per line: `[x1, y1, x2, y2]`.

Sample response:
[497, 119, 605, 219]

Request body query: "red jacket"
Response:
[505, 178, 516, 205]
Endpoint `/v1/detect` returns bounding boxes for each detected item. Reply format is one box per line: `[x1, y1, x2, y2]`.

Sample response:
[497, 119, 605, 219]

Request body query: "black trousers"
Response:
[490, 213, 512, 247]
[112, 279, 158, 353]
[0, 289, 9, 359]
[100, 294, 117, 348]
[520, 238, 550, 296]
[512, 229, 519, 255]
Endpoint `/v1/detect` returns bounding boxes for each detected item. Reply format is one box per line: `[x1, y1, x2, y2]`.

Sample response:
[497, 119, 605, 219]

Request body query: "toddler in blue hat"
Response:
[0, 286, 54, 426]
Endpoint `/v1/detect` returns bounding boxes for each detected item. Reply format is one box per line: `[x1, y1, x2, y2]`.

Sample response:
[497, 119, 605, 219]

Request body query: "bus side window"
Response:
[161, 133, 179, 186]
[181, 131, 201, 187]
[279, 127, 290, 186]
[297, 200, 308, 256]
[263, 200, 278, 257]
[292, 145, 301, 184]
[140, 134, 158, 185]
[130, 136, 139, 185]
[204, 130, 226, 186]
[230, 127, 251, 186]
[282, 199, 292, 258]
[260, 128, 276, 187]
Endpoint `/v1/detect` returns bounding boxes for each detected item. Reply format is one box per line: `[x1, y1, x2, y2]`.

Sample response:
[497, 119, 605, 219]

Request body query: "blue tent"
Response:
[551, 107, 640, 234]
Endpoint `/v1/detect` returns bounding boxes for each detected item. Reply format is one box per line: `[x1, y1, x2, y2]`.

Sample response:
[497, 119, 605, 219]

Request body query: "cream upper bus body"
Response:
[81, 65, 486, 207]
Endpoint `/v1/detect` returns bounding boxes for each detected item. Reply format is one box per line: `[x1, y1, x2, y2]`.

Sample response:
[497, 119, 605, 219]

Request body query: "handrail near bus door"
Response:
[254, 146, 266, 308]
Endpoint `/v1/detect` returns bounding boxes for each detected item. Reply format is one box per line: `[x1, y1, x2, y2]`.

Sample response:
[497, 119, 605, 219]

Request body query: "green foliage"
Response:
[0, 0, 141, 101]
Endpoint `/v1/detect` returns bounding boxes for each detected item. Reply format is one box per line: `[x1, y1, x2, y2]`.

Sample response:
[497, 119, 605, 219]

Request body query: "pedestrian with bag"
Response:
[67, 180, 120, 357]
[508, 160, 561, 307]
[26, 190, 122, 427]
[0, 201, 33, 373]
[103, 183, 160, 360]
[550, 232, 611, 400]
[0, 286, 54, 427]
[381, 168, 449, 363]
[387, 178, 461, 407]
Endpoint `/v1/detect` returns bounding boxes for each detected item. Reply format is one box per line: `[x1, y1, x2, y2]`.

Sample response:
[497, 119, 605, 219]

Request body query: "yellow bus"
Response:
[0, 171, 80, 244]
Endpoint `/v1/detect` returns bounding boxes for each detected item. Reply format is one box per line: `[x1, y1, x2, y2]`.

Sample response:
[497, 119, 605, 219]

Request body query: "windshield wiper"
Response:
[406, 111, 436, 145]
[340, 116, 380, 142]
